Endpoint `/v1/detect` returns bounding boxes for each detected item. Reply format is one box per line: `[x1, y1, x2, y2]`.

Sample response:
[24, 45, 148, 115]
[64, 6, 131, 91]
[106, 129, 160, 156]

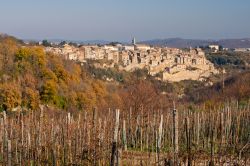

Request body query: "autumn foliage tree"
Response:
[120, 80, 159, 112]
[0, 83, 21, 111]
[22, 87, 40, 110]
[0, 35, 117, 112]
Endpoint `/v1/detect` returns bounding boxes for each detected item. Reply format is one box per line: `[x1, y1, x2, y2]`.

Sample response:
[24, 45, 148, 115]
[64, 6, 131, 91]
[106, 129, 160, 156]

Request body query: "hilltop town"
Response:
[45, 38, 219, 82]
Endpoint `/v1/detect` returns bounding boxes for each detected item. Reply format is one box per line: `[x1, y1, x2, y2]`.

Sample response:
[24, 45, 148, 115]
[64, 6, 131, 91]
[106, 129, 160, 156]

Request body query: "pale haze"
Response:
[0, 0, 250, 42]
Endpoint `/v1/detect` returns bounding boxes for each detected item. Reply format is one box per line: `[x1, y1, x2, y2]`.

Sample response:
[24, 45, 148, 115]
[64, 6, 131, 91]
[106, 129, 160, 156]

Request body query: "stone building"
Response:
[45, 43, 218, 82]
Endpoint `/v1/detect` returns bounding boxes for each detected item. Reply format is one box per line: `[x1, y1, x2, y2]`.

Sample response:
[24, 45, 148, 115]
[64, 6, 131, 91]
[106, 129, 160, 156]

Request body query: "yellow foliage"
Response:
[40, 79, 58, 104]
[0, 83, 21, 111]
[41, 68, 57, 81]
[22, 87, 40, 110]
[54, 64, 70, 83]
[0, 36, 116, 111]
[15, 47, 30, 60]
[92, 80, 107, 99]
[22, 73, 37, 89]
[76, 91, 96, 111]
[30, 47, 47, 67]
[70, 63, 81, 83]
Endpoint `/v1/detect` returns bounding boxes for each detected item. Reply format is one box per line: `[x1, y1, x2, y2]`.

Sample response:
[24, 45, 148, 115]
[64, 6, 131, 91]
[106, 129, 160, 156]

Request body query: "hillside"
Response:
[0, 35, 122, 112]
[185, 71, 250, 105]
[1, 35, 250, 113]
[0, 35, 176, 112]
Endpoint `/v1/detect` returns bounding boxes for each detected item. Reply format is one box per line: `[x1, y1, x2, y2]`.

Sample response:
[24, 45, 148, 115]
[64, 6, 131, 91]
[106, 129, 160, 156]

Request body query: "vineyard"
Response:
[0, 101, 250, 165]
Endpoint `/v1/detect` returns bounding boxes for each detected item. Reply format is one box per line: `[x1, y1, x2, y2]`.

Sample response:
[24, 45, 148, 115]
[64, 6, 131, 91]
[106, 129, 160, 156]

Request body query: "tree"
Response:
[0, 35, 118, 111]
[0, 37, 18, 71]
[42, 40, 51, 47]
[22, 87, 40, 110]
[76, 91, 96, 111]
[0, 83, 21, 111]
[120, 80, 158, 112]
[15, 47, 30, 61]
[59, 41, 67, 46]
[68, 42, 78, 47]
[108, 42, 121, 46]
[54, 64, 70, 83]
[40, 80, 58, 104]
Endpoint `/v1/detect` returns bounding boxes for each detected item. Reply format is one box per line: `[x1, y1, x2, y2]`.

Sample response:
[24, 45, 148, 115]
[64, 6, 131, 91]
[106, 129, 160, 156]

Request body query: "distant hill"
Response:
[23, 38, 112, 45]
[140, 38, 250, 48]
[0, 33, 23, 44]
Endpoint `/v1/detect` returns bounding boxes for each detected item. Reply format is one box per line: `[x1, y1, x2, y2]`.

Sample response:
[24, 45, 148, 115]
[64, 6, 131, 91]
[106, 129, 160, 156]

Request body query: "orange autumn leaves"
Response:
[0, 38, 119, 111]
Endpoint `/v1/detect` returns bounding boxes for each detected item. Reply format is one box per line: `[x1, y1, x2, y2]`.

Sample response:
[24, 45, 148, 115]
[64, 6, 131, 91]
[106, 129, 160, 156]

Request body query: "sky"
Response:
[0, 0, 250, 42]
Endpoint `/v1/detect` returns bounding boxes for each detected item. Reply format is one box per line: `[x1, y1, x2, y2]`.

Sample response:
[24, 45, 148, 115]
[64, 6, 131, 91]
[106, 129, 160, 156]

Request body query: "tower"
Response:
[132, 37, 136, 45]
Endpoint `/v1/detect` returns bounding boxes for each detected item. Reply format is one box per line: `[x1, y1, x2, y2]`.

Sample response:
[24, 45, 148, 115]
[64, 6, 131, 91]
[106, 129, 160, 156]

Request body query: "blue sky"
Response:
[0, 0, 250, 42]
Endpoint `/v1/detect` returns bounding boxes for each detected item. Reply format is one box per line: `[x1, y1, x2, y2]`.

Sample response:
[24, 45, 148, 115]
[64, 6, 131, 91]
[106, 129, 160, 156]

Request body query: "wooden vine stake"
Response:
[157, 114, 163, 165]
[110, 109, 120, 166]
[122, 120, 127, 151]
[8, 140, 11, 166]
[172, 103, 179, 165]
